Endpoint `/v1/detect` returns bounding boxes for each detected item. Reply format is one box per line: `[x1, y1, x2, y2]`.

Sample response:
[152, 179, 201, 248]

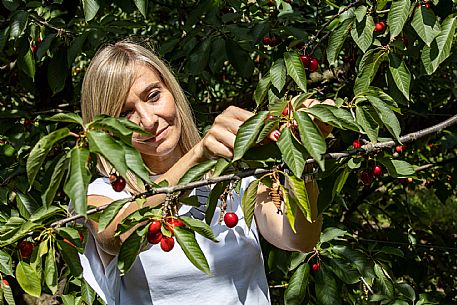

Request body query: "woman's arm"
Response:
[254, 180, 322, 253]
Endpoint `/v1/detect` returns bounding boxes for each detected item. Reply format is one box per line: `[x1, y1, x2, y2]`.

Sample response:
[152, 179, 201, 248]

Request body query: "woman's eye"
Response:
[147, 91, 160, 102]
[120, 110, 132, 118]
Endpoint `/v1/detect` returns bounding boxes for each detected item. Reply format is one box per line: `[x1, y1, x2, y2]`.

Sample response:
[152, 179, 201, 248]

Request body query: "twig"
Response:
[28, 14, 73, 37]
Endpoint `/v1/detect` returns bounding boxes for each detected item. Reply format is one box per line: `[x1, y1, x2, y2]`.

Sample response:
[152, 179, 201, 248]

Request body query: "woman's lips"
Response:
[135, 126, 168, 143]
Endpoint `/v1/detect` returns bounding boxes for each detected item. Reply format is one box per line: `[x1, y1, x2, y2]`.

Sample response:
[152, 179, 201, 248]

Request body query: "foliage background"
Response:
[0, 0, 456, 304]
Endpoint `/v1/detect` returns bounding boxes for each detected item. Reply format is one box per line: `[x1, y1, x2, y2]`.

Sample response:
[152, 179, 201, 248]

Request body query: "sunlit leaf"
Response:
[351, 15, 374, 53]
[387, 0, 411, 40]
[284, 52, 307, 92]
[16, 262, 41, 297]
[284, 263, 309, 305]
[174, 227, 211, 274]
[117, 225, 148, 275]
[179, 159, 218, 184]
[270, 59, 287, 92]
[327, 18, 353, 66]
[286, 174, 311, 222]
[241, 179, 260, 229]
[276, 128, 306, 177]
[294, 111, 326, 170]
[411, 6, 441, 46]
[233, 111, 269, 161]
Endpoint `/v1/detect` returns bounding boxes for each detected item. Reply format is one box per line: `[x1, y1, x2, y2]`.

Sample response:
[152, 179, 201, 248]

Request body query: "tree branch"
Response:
[51, 113, 457, 228]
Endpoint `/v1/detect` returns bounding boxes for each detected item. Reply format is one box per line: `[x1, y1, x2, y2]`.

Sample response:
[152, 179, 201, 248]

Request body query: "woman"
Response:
[80, 40, 325, 305]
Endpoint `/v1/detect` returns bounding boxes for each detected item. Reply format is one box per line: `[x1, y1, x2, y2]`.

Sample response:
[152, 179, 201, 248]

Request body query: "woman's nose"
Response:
[135, 103, 158, 130]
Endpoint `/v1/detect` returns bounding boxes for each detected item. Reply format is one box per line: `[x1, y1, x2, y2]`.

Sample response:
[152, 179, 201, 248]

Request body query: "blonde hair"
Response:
[81, 40, 201, 194]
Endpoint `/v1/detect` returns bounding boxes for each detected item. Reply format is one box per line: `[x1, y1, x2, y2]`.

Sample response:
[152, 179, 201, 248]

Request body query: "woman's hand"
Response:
[193, 106, 280, 161]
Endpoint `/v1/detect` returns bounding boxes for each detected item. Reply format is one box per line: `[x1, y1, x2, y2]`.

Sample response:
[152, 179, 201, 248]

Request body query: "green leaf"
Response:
[315, 264, 342, 305]
[47, 49, 67, 94]
[209, 37, 227, 74]
[42, 154, 69, 206]
[378, 159, 415, 177]
[329, 258, 361, 284]
[333, 245, 375, 278]
[82, 0, 100, 22]
[81, 278, 96, 305]
[205, 181, 228, 225]
[256, 119, 277, 144]
[320, 227, 349, 244]
[179, 216, 217, 242]
[0, 250, 13, 276]
[178, 159, 218, 185]
[44, 247, 58, 294]
[233, 111, 269, 162]
[411, 6, 441, 46]
[36, 33, 56, 61]
[241, 179, 260, 230]
[332, 166, 350, 197]
[9, 10, 28, 38]
[16, 262, 41, 297]
[284, 52, 307, 92]
[366, 96, 402, 142]
[87, 131, 128, 176]
[354, 49, 387, 95]
[374, 263, 394, 297]
[15, 192, 39, 218]
[27, 128, 70, 186]
[63, 147, 91, 216]
[387, 0, 411, 40]
[225, 39, 254, 78]
[277, 128, 306, 177]
[98, 198, 131, 232]
[174, 227, 211, 274]
[117, 225, 148, 275]
[16, 36, 35, 79]
[254, 75, 271, 107]
[388, 54, 411, 100]
[356, 105, 379, 143]
[133, 0, 148, 17]
[286, 174, 311, 222]
[327, 18, 353, 66]
[284, 263, 309, 305]
[351, 15, 374, 53]
[2, 0, 20, 11]
[397, 282, 416, 301]
[281, 182, 299, 232]
[124, 145, 152, 183]
[270, 59, 287, 92]
[47, 113, 84, 126]
[294, 111, 326, 170]
[305, 105, 359, 132]
[67, 33, 88, 66]
[421, 15, 457, 75]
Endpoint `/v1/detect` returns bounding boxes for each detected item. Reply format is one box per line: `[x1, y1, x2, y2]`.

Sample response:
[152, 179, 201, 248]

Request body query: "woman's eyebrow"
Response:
[140, 82, 161, 100]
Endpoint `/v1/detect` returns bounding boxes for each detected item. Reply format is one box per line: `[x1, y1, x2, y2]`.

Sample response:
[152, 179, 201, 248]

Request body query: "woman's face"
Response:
[122, 64, 182, 170]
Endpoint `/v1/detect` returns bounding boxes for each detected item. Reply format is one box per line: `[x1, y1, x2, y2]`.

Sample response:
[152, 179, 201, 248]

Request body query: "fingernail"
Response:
[273, 131, 281, 141]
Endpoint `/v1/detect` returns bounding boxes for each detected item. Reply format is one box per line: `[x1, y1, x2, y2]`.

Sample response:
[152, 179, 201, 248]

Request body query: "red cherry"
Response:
[111, 176, 126, 192]
[372, 165, 382, 177]
[224, 212, 239, 228]
[79, 231, 84, 242]
[282, 106, 289, 116]
[267, 0, 275, 7]
[425, 3, 431, 9]
[147, 232, 163, 244]
[352, 139, 362, 149]
[18, 240, 34, 258]
[165, 217, 185, 234]
[2, 279, 9, 286]
[31, 44, 37, 54]
[395, 145, 406, 153]
[299, 55, 311, 68]
[359, 170, 374, 186]
[148, 220, 162, 235]
[160, 236, 175, 252]
[262, 37, 271, 45]
[308, 58, 319, 72]
[374, 21, 385, 33]
[312, 263, 320, 271]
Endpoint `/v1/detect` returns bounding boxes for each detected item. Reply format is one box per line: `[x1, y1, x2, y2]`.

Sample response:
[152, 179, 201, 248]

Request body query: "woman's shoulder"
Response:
[88, 177, 131, 200]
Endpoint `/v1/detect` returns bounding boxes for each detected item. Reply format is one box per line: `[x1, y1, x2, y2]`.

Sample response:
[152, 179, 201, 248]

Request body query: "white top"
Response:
[81, 177, 271, 305]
